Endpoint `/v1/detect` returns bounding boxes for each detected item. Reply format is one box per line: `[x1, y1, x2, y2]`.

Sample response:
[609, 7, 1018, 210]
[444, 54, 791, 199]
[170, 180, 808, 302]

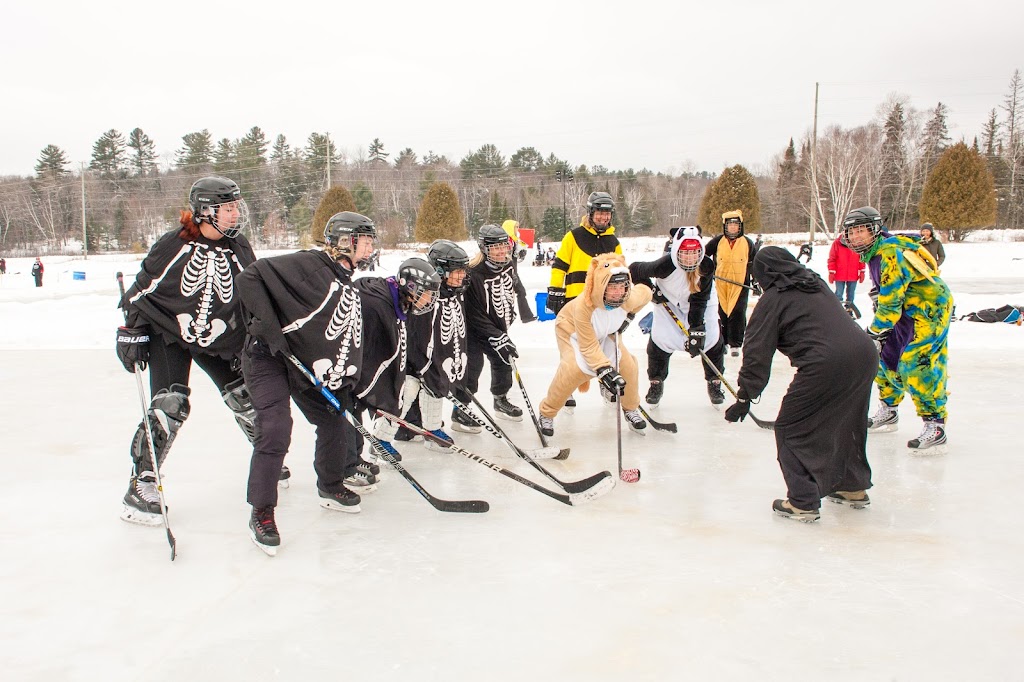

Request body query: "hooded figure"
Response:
[724, 246, 876, 522]
[629, 226, 726, 407]
[538, 253, 652, 437]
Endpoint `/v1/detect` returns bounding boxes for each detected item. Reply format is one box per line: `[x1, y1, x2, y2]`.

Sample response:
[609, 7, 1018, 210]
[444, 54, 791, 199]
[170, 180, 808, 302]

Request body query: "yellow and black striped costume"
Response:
[549, 217, 624, 300]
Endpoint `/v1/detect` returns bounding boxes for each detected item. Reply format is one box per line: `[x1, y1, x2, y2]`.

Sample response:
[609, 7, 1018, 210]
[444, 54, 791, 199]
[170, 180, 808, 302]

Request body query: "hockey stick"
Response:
[714, 274, 758, 291]
[637, 405, 677, 433]
[117, 271, 176, 560]
[285, 353, 489, 514]
[658, 302, 775, 430]
[508, 356, 561, 452]
[448, 393, 566, 460]
[466, 393, 612, 496]
[378, 410, 611, 506]
[613, 333, 641, 482]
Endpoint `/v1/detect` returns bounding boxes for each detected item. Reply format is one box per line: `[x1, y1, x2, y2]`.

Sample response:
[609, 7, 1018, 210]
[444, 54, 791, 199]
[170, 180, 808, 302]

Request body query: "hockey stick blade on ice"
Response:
[378, 410, 612, 506]
[285, 354, 488, 513]
[448, 393, 564, 460]
[638, 405, 677, 433]
[118, 271, 177, 560]
[509, 357, 569, 457]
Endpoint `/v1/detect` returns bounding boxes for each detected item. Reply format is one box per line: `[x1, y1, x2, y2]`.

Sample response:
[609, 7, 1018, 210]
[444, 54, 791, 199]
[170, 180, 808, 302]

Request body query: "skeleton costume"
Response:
[236, 249, 365, 509]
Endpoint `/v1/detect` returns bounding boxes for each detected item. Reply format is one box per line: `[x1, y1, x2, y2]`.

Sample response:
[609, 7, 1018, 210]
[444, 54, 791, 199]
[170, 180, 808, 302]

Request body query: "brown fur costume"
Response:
[540, 253, 652, 418]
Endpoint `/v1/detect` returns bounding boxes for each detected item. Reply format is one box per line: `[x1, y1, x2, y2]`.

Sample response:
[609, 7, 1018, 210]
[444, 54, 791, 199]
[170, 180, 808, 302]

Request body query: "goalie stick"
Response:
[285, 353, 489, 514]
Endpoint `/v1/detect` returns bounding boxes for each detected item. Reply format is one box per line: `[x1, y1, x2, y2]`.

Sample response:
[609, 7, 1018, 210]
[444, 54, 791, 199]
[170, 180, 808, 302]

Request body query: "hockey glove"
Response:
[596, 366, 627, 396]
[488, 333, 518, 365]
[684, 325, 706, 358]
[116, 325, 150, 373]
[866, 327, 890, 355]
[546, 287, 567, 314]
[724, 399, 750, 423]
[828, 270, 836, 284]
[616, 312, 636, 335]
[751, 280, 763, 296]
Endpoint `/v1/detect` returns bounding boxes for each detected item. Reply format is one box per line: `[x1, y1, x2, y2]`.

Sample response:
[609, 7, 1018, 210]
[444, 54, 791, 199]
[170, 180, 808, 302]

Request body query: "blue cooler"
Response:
[535, 292, 556, 322]
[72, 271, 86, 281]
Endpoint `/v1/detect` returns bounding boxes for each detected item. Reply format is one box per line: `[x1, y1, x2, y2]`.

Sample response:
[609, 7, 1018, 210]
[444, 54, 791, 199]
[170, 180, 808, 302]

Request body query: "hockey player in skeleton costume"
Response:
[538, 252, 652, 437]
[116, 176, 256, 526]
[629, 226, 728, 407]
[395, 240, 473, 445]
[452, 224, 526, 426]
[352, 257, 441, 464]
[235, 212, 377, 554]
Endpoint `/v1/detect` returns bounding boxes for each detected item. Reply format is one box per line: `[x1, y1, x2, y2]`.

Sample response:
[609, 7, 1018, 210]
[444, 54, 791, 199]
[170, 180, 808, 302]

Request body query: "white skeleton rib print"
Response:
[439, 298, 467, 383]
[310, 285, 363, 391]
[174, 244, 241, 346]
[484, 270, 517, 328]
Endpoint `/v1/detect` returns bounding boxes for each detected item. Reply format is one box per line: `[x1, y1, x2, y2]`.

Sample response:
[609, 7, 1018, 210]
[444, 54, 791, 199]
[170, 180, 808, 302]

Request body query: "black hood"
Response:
[752, 246, 822, 293]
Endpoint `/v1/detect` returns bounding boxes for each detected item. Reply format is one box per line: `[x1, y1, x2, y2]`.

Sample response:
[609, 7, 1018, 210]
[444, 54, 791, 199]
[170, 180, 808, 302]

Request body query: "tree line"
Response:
[1, 69, 1019, 255]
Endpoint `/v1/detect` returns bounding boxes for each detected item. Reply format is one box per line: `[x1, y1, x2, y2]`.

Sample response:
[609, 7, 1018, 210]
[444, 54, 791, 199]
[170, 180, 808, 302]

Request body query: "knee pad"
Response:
[222, 378, 258, 444]
[131, 384, 191, 476]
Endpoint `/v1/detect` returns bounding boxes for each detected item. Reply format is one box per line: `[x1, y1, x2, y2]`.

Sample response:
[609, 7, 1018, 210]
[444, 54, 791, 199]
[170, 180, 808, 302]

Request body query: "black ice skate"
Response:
[540, 415, 554, 437]
[563, 396, 576, 415]
[623, 408, 647, 436]
[867, 402, 899, 432]
[451, 407, 482, 434]
[249, 506, 280, 556]
[646, 381, 664, 406]
[318, 487, 361, 513]
[278, 465, 291, 489]
[706, 380, 725, 406]
[493, 394, 523, 422]
[344, 460, 379, 492]
[907, 419, 947, 454]
[121, 475, 164, 526]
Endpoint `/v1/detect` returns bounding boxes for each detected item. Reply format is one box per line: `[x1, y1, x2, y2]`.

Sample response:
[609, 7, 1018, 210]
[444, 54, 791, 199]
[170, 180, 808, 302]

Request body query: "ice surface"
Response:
[1, 238, 1022, 680]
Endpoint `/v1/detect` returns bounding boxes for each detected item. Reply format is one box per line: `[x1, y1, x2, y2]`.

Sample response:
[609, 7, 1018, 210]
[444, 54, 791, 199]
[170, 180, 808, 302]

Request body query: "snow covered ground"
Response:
[1, 236, 1022, 681]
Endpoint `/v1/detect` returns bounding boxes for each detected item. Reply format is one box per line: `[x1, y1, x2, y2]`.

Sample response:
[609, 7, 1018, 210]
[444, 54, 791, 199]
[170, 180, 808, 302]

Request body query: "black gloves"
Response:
[116, 325, 150, 373]
[724, 398, 750, 422]
[866, 327, 890, 354]
[488, 333, 518, 365]
[684, 325, 705, 358]
[546, 287, 567, 314]
[616, 312, 636, 335]
[596, 366, 626, 396]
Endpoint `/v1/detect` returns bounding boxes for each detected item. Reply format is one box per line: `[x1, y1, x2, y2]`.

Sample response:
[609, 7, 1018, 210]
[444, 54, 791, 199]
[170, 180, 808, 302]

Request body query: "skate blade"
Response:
[869, 423, 899, 433]
[250, 532, 279, 557]
[493, 411, 524, 422]
[423, 440, 454, 453]
[562, 406, 575, 415]
[345, 482, 378, 494]
[627, 425, 648, 437]
[120, 507, 163, 526]
[278, 479, 290, 489]
[319, 499, 361, 514]
[451, 422, 482, 434]
[908, 443, 947, 456]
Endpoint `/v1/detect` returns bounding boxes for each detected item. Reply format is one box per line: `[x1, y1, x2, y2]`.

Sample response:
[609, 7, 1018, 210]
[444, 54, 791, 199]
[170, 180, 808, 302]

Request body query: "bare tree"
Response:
[810, 125, 868, 237]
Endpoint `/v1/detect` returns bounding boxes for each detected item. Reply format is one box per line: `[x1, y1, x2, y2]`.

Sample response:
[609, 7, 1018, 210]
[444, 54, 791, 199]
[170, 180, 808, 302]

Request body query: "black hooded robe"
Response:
[738, 247, 876, 509]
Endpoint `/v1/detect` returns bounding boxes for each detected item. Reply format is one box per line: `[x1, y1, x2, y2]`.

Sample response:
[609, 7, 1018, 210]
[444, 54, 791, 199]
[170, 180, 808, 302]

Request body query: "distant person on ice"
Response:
[31, 257, 44, 287]
[724, 246, 876, 522]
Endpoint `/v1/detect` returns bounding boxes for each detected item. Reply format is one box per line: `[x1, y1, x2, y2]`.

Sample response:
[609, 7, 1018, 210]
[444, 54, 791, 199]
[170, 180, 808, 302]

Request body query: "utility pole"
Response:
[81, 162, 88, 259]
[325, 132, 331, 189]
[809, 82, 819, 243]
[555, 167, 574, 233]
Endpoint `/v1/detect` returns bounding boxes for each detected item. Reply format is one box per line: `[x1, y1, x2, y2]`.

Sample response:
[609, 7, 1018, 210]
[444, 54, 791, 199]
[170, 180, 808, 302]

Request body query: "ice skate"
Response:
[539, 415, 554, 438]
[826, 490, 871, 509]
[646, 380, 664, 406]
[372, 440, 402, 467]
[318, 487, 361, 513]
[907, 419, 947, 455]
[563, 396, 576, 415]
[344, 460, 379, 493]
[120, 475, 164, 526]
[623, 408, 647, 436]
[423, 428, 455, 452]
[451, 407, 482, 434]
[867, 402, 899, 432]
[493, 394, 523, 422]
[772, 498, 820, 522]
[249, 506, 280, 556]
[706, 380, 725, 407]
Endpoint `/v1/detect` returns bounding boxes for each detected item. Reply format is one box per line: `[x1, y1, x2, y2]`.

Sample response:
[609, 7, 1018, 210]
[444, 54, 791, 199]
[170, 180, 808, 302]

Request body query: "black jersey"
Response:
[353, 276, 407, 415]
[122, 229, 255, 358]
[407, 286, 468, 398]
[236, 249, 363, 394]
[464, 259, 520, 345]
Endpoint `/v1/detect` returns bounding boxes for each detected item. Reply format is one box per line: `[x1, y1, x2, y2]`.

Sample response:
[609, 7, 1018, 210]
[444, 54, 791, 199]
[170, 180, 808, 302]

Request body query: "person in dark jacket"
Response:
[918, 224, 946, 266]
[116, 176, 256, 527]
[724, 246, 876, 522]
[31, 257, 44, 286]
[236, 211, 377, 554]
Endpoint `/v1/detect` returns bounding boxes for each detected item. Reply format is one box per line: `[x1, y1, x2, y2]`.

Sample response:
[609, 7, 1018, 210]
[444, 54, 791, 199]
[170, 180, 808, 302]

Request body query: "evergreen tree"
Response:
[510, 147, 544, 172]
[539, 206, 565, 240]
[697, 164, 762, 233]
[879, 103, 906, 225]
[921, 102, 951, 178]
[304, 133, 338, 185]
[394, 148, 417, 168]
[237, 126, 269, 168]
[213, 138, 237, 174]
[176, 129, 213, 169]
[415, 182, 466, 243]
[309, 185, 356, 245]
[919, 142, 997, 241]
[90, 129, 128, 177]
[460, 144, 506, 180]
[34, 144, 71, 180]
[127, 128, 157, 176]
[774, 137, 804, 231]
[369, 138, 389, 165]
[352, 182, 375, 217]
[270, 134, 291, 163]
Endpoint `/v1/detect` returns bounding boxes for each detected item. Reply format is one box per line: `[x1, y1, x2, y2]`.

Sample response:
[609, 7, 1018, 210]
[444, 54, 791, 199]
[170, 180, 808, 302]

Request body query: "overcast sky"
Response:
[3, 0, 1022, 178]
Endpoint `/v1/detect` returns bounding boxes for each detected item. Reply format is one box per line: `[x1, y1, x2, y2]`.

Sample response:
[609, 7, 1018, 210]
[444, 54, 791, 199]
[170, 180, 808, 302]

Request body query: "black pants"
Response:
[453, 333, 512, 404]
[647, 336, 725, 383]
[243, 340, 357, 509]
[719, 288, 750, 347]
[775, 429, 872, 511]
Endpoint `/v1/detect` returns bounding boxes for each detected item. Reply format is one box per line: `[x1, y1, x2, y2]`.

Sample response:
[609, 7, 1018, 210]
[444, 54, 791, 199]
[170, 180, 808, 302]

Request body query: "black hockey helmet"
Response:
[324, 211, 379, 268]
[603, 270, 631, 309]
[189, 176, 248, 238]
[478, 224, 512, 265]
[397, 257, 442, 315]
[722, 210, 744, 237]
[427, 239, 470, 292]
[586, 191, 615, 233]
[840, 206, 883, 253]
